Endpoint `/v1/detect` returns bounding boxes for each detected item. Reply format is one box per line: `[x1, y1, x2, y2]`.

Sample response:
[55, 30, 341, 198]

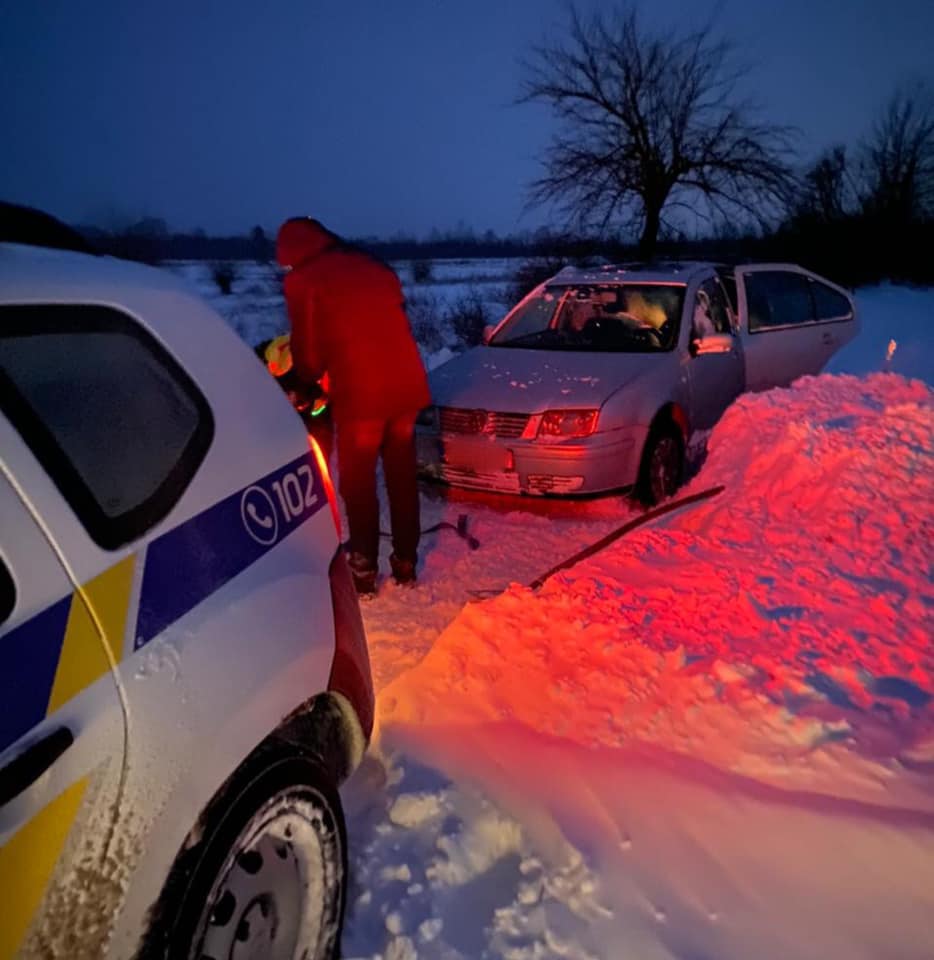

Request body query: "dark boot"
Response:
[348, 551, 378, 595]
[389, 553, 417, 586]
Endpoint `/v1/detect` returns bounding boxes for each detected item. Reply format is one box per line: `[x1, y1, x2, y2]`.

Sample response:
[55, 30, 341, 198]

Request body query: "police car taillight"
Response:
[327, 548, 374, 740]
[309, 435, 341, 536]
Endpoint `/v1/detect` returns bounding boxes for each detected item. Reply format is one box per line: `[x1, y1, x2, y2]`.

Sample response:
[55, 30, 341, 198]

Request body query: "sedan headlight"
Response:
[416, 405, 439, 430]
[537, 409, 599, 439]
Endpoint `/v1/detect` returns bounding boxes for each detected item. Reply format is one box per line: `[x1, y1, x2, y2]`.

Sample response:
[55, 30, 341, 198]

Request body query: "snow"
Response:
[165, 258, 934, 958]
[827, 284, 934, 384]
[343, 370, 934, 960]
[162, 258, 515, 358]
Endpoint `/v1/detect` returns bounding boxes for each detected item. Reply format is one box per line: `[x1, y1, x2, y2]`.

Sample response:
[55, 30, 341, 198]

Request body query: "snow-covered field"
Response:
[169, 259, 934, 959]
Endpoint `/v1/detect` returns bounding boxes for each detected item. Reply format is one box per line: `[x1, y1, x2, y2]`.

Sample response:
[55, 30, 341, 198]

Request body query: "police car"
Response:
[0, 217, 373, 959]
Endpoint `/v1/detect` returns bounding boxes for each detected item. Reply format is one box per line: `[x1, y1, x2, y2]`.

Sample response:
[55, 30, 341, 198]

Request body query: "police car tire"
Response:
[157, 749, 347, 960]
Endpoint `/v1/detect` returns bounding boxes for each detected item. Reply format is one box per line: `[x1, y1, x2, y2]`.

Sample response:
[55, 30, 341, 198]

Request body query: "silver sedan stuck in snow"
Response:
[417, 261, 858, 504]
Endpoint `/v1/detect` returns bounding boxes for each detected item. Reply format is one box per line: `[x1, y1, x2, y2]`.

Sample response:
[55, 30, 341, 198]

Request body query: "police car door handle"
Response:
[0, 726, 74, 806]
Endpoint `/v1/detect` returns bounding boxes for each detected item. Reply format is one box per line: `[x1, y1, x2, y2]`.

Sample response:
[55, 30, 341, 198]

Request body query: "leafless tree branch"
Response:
[857, 81, 934, 223]
[518, 3, 797, 256]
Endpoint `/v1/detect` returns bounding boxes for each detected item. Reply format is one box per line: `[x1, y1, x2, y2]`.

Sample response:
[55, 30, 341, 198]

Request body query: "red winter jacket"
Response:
[277, 218, 430, 424]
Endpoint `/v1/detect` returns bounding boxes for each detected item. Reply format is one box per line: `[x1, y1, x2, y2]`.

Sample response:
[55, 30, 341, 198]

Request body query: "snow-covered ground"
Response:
[163, 257, 516, 360]
[169, 259, 934, 959]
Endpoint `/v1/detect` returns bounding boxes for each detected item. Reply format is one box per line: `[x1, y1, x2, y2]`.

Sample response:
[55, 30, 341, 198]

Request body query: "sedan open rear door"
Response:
[735, 264, 858, 392]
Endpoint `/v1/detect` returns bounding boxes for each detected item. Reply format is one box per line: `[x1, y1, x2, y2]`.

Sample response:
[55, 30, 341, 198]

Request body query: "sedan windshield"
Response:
[490, 283, 685, 352]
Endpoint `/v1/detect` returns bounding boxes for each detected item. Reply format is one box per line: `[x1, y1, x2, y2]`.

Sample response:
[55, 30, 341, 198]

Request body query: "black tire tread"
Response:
[138, 747, 346, 960]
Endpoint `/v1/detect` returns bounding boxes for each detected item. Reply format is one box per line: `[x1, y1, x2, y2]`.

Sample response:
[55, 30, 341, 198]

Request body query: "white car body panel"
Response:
[0, 463, 126, 960]
[0, 243, 353, 957]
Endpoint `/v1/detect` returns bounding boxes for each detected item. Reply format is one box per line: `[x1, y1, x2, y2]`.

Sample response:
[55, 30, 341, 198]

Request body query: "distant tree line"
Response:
[758, 83, 934, 287]
[520, 3, 934, 288]
[76, 218, 631, 268]
[79, 219, 276, 264]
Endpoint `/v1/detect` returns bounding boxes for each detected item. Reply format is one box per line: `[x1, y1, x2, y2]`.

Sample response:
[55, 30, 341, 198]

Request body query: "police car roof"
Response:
[0, 241, 202, 312]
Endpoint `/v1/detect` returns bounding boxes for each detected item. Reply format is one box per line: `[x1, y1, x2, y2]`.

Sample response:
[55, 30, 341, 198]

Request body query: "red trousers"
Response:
[336, 412, 420, 569]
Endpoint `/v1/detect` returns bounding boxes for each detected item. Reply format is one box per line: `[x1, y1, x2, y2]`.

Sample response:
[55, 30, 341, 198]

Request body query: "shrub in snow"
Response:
[446, 290, 493, 349]
[410, 259, 434, 284]
[211, 261, 238, 295]
[406, 291, 447, 353]
[507, 257, 571, 305]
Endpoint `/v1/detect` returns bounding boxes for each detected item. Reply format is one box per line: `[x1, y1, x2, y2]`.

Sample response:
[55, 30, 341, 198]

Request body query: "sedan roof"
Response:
[548, 261, 716, 286]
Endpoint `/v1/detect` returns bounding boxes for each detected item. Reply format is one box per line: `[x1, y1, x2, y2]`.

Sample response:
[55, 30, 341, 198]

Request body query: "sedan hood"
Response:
[429, 346, 660, 412]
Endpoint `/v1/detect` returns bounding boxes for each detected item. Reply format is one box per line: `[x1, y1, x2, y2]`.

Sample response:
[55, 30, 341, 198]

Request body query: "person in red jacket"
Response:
[276, 216, 431, 593]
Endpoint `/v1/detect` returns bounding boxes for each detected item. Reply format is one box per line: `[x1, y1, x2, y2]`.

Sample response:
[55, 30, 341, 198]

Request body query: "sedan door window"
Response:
[692, 279, 733, 338]
[810, 279, 853, 321]
[745, 271, 814, 331]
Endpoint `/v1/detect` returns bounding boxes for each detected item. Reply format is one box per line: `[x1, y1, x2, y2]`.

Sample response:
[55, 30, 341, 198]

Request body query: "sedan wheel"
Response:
[637, 426, 684, 506]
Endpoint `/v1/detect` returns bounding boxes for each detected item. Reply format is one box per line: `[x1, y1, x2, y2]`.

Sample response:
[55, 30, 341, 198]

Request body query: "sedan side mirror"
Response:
[482, 324, 495, 345]
[690, 333, 733, 357]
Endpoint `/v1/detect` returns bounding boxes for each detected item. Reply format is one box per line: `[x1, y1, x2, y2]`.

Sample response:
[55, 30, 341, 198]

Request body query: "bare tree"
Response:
[858, 82, 934, 224]
[797, 146, 857, 223]
[519, 4, 796, 257]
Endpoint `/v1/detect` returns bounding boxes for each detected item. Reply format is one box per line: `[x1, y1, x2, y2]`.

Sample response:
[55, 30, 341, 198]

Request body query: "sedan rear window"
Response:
[0, 304, 214, 549]
[490, 283, 685, 352]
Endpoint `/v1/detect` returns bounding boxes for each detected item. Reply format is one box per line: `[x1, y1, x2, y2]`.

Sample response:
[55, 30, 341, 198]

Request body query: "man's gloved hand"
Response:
[255, 336, 328, 421]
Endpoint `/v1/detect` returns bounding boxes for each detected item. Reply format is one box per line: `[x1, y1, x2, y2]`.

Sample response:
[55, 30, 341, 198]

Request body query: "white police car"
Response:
[0, 225, 373, 959]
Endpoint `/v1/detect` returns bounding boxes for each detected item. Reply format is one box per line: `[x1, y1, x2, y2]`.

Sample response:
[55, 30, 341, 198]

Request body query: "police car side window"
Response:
[0, 304, 214, 550]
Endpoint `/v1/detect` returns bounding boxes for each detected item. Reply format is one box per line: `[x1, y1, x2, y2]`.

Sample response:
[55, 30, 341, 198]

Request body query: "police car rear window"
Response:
[0, 304, 214, 549]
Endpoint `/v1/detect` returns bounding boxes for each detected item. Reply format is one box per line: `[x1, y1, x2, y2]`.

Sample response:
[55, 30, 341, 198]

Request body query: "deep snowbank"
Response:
[380, 373, 933, 804]
[344, 372, 934, 959]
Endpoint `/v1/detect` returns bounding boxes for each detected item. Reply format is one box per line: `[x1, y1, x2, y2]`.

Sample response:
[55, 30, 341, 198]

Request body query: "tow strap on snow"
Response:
[526, 484, 726, 591]
[422, 514, 481, 550]
[380, 513, 480, 550]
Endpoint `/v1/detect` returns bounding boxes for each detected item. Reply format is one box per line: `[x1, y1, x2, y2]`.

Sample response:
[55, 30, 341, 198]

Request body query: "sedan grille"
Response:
[440, 407, 530, 440]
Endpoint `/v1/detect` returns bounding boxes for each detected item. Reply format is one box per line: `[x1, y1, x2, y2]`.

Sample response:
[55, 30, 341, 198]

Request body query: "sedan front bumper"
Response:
[416, 427, 644, 496]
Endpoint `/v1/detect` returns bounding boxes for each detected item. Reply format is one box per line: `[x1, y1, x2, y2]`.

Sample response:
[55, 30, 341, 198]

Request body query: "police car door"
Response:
[0, 433, 127, 960]
[0, 300, 218, 956]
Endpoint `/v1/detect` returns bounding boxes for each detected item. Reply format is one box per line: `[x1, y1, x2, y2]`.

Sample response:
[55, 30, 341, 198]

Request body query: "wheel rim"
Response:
[191, 790, 341, 960]
[649, 435, 680, 503]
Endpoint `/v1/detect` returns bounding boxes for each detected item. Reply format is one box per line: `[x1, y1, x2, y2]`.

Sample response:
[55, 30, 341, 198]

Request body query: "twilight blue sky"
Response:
[2, 0, 932, 239]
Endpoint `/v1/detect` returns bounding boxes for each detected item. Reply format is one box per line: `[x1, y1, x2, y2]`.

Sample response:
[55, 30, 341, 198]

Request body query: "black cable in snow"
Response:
[379, 513, 480, 550]
[526, 484, 726, 591]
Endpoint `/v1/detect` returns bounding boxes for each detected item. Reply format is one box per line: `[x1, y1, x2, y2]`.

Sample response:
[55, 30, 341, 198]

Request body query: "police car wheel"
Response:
[167, 753, 346, 960]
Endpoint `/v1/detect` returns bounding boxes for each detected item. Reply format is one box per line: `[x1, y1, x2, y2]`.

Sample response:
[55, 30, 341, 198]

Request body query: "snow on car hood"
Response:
[428, 345, 661, 411]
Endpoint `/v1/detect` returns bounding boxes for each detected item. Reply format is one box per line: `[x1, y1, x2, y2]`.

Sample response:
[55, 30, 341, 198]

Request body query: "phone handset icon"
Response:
[241, 486, 279, 545]
[247, 502, 274, 530]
